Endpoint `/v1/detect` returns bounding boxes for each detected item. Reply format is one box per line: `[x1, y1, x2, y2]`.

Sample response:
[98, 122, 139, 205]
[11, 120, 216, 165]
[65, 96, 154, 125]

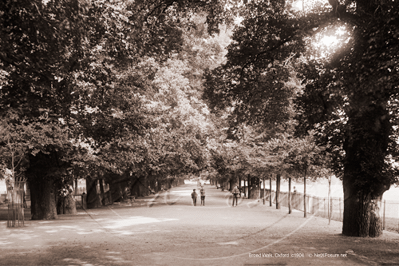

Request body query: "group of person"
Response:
[191, 186, 206, 206]
[191, 185, 242, 207]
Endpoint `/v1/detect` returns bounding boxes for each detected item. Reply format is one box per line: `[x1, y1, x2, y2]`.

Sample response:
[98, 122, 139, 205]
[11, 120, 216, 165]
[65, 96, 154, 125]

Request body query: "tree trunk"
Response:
[99, 179, 106, 206]
[107, 182, 113, 205]
[229, 179, 234, 191]
[110, 180, 121, 202]
[29, 177, 57, 220]
[247, 175, 251, 199]
[243, 178, 246, 198]
[342, 102, 390, 237]
[86, 179, 101, 209]
[26, 151, 64, 220]
[328, 176, 331, 225]
[74, 179, 78, 195]
[57, 194, 77, 215]
[150, 179, 156, 193]
[288, 177, 292, 214]
[130, 176, 141, 197]
[343, 174, 386, 237]
[342, 184, 384, 237]
[304, 175, 307, 218]
[255, 177, 260, 199]
[276, 174, 280, 209]
[269, 178, 272, 206]
[157, 179, 162, 192]
[263, 177, 265, 205]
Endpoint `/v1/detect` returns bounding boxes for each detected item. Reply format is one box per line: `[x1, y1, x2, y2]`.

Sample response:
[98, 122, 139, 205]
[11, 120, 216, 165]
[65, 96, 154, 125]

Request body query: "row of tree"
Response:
[0, 0, 231, 219]
[204, 0, 399, 238]
[1, 0, 398, 238]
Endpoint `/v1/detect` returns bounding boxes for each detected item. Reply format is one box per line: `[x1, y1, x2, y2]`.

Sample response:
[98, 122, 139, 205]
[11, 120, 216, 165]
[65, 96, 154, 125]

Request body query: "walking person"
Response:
[232, 185, 240, 207]
[191, 189, 198, 206]
[200, 186, 205, 206]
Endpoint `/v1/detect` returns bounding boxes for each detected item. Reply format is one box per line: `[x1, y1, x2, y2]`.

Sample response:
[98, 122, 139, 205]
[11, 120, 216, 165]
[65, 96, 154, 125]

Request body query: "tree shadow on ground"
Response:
[1, 245, 137, 266]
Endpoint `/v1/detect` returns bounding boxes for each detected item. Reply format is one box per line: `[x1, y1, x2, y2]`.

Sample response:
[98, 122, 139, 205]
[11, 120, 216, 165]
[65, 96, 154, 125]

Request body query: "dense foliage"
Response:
[0, 0, 232, 219]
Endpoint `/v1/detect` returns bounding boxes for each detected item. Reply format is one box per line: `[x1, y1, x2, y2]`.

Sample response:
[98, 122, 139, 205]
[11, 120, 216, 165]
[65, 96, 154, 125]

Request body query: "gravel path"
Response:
[1, 184, 399, 266]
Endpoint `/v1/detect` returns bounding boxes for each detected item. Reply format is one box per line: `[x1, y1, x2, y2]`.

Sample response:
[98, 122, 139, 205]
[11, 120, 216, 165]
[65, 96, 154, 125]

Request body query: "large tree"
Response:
[295, 1, 399, 236]
[204, 0, 399, 237]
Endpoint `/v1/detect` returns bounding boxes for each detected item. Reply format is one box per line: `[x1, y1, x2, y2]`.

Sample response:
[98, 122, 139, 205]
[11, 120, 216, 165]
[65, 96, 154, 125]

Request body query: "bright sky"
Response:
[320, 35, 339, 46]
[292, 0, 304, 11]
[310, 25, 350, 58]
[319, 26, 348, 45]
[291, 0, 350, 50]
[292, 0, 329, 12]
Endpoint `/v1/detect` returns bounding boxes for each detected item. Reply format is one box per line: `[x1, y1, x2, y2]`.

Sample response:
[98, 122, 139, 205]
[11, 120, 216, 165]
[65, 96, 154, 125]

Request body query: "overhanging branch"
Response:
[239, 10, 360, 77]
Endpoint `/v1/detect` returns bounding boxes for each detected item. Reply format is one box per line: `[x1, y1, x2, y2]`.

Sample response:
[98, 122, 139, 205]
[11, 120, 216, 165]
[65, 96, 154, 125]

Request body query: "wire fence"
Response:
[265, 190, 399, 233]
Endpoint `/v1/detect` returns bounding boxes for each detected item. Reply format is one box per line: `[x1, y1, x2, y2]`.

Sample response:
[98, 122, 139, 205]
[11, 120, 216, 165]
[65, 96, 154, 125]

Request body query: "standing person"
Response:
[232, 185, 240, 207]
[22, 189, 27, 208]
[191, 189, 198, 206]
[200, 186, 205, 206]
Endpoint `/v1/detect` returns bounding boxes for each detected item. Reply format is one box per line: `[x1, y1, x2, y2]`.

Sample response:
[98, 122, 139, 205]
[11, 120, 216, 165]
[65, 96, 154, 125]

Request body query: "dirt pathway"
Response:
[1, 184, 398, 265]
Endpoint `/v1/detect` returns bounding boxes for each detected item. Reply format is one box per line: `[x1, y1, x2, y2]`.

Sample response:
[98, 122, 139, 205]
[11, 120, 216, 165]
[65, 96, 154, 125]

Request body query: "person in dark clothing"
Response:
[191, 189, 198, 206]
[232, 186, 240, 206]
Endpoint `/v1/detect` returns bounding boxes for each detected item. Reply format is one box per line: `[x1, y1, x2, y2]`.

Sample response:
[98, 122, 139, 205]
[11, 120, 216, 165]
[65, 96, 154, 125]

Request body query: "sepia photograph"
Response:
[1, 0, 399, 265]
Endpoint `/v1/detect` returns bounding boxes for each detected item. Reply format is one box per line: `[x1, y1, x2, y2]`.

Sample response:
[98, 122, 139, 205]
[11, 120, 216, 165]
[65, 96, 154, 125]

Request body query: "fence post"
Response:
[309, 196, 316, 214]
[311, 196, 314, 214]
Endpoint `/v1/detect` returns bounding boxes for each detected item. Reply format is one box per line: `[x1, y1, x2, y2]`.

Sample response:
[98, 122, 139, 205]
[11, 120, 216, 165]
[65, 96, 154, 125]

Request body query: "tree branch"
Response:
[145, 0, 175, 22]
[240, 36, 294, 77]
[239, 12, 344, 77]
